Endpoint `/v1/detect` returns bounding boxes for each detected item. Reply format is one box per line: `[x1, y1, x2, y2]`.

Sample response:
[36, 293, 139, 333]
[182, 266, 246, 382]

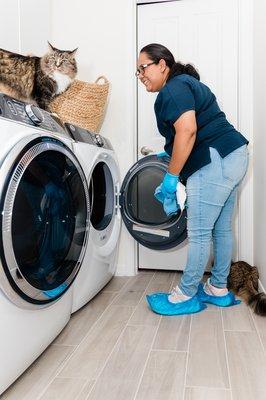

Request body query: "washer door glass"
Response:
[1, 138, 89, 305]
[89, 161, 114, 231]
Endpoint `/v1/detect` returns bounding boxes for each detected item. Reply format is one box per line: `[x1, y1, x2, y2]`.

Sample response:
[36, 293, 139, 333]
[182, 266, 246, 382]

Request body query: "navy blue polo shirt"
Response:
[154, 74, 248, 182]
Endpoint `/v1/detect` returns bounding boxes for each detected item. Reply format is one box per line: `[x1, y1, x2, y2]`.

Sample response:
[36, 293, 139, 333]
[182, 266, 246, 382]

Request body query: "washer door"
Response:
[0, 136, 89, 307]
[120, 155, 187, 250]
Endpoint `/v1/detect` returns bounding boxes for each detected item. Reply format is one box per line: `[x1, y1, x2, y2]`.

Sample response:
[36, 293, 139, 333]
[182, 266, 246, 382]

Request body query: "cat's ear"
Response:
[47, 41, 56, 52]
[69, 47, 78, 57]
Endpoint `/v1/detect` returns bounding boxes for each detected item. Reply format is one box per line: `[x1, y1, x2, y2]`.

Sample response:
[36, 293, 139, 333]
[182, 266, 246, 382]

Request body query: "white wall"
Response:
[0, 0, 51, 55]
[253, 0, 266, 289]
[50, 0, 137, 275]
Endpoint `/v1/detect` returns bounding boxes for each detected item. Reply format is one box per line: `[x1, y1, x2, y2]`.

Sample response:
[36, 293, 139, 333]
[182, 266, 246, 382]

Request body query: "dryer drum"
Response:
[0, 138, 90, 307]
[89, 161, 114, 231]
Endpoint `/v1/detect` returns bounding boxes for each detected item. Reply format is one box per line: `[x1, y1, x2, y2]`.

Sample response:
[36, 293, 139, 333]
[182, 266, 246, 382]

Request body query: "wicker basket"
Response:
[50, 76, 109, 133]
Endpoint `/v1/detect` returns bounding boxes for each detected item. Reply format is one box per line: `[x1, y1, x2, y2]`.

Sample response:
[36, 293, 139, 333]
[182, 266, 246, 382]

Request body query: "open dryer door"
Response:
[0, 136, 90, 308]
[120, 154, 187, 250]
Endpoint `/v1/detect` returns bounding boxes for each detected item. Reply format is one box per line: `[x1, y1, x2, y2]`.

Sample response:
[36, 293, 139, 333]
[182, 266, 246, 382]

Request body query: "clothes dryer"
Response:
[65, 124, 187, 313]
[0, 94, 90, 394]
[65, 124, 120, 313]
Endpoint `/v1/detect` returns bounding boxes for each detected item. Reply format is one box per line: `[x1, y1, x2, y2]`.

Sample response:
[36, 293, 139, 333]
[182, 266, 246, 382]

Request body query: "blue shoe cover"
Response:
[146, 293, 206, 316]
[197, 283, 241, 307]
[43, 283, 67, 298]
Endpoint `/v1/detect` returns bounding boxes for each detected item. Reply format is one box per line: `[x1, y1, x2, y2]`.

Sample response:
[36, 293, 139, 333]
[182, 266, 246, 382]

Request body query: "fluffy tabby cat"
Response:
[228, 261, 266, 316]
[0, 42, 77, 111]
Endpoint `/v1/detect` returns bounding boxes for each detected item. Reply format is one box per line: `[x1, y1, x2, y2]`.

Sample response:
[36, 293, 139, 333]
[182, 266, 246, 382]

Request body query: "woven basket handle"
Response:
[95, 76, 109, 85]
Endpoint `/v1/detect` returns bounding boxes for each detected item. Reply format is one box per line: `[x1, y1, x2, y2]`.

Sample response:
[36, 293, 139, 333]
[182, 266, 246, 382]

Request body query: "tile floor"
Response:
[2, 271, 266, 400]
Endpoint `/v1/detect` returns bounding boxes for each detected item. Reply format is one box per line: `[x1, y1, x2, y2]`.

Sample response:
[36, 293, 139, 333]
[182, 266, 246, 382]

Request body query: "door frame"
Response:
[126, 0, 253, 274]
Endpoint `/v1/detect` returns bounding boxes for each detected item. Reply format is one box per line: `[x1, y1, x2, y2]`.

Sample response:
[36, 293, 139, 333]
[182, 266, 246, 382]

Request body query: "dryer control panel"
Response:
[65, 123, 113, 150]
[0, 93, 67, 136]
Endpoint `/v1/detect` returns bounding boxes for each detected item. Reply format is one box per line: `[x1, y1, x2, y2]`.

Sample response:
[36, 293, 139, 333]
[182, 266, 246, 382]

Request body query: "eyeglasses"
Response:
[135, 62, 156, 77]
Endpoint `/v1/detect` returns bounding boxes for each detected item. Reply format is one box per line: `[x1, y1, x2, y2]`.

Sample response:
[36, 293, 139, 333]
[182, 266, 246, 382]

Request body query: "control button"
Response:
[25, 104, 44, 125]
[94, 134, 104, 147]
[7, 100, 17, 115]
[69, 124, 76, 131]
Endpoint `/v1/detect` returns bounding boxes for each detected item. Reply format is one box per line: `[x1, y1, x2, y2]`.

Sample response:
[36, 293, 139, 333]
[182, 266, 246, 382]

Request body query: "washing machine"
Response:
[64, 123, 120, 313]
[0, 94, 90, 394]
[65, 124, 188, 313]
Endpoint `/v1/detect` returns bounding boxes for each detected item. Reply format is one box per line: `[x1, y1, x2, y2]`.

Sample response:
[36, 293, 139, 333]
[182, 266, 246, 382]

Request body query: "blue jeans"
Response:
[180, 145, 249, 297]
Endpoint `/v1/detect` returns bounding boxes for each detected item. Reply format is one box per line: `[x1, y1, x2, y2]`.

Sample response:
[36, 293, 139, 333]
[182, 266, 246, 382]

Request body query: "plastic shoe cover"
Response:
[197, 283, 241, 307]
[146, 293, 206, 316]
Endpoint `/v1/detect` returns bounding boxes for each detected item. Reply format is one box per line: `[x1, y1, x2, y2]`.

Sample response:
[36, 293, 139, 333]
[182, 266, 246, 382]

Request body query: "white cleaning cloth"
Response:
[176, 181, 187, 211]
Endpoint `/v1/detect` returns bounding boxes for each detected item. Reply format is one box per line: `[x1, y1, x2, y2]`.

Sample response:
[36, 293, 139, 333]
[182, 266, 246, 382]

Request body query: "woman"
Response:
[136, 43, 249, 316]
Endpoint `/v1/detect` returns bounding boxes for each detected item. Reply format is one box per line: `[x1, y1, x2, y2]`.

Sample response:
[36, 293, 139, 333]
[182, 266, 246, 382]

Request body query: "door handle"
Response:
[140, 146, 154, 156]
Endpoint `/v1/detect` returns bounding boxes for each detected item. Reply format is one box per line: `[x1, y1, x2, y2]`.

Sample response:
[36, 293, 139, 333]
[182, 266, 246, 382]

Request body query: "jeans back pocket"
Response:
[221, 145, 248, 185]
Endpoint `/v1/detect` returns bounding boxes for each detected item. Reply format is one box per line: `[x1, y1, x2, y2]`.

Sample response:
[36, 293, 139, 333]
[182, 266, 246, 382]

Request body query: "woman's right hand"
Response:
[161, 172, 179, 195]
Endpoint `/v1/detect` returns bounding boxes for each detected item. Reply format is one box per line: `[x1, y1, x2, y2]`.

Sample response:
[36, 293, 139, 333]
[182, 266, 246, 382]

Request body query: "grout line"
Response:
[82, 272, 157, 400]
[248, 308, 266, 353]
[132, 271, 177, 400]
[223, 328, 255, 332]
[221, 308, 234, 400]
[142, 348, 187, 353]
[127, 271, 173, 324]
[131, 316, 162, 400]
[36, 274, 154, 400]
[182, 312, 192, 400]
[186, 385, 231, 390]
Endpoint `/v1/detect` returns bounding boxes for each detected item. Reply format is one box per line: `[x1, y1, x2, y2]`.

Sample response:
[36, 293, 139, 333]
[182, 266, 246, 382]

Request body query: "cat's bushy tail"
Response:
[248, 292, 266, 317]
[238, 282, 266, 316]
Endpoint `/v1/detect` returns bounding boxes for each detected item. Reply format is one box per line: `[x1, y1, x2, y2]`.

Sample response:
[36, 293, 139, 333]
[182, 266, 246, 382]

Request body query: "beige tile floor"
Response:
[2, 271, 266, 400]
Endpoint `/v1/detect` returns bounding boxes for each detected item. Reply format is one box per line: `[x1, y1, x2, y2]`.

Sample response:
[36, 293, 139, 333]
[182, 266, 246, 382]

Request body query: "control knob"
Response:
[95, 134, 104, 147]
[25, 104, 44, 125]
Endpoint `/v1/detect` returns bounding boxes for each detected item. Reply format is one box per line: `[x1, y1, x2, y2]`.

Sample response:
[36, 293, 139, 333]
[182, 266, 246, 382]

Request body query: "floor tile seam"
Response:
[131, 272, 176, 400]
[223, 328, 255, 333]
[13, 277, 151, 400]
[39, 278, 142, 396]
[116, 272, 156, 298]
[185, 384, 231, 390]
[131, 315, 163, 400]
[79, 274, 157, 400]
[36, 376, 89, 400]
[126, 272, 159, 324]
[221, 308, 233, 400]
[34, 345, 82, 400]
[248, 308, 266, 353]
[102, 276, 132, 293]
[181, 313, 192, 400]
[150, 348, 188, 354]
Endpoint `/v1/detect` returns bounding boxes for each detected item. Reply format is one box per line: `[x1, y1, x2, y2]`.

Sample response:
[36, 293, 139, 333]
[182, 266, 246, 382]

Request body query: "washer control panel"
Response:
[65, 123, 113, 150]
[0, 93, 67, 136]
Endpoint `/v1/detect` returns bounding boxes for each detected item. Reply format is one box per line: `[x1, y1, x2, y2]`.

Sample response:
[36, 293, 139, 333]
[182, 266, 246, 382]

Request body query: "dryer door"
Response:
[0, 136, 89, 308]
[120, 155, 187, 250]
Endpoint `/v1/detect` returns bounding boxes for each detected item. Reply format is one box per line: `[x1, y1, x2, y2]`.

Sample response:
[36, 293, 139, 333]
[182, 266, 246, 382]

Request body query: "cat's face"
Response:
[41, 42, 77, 78]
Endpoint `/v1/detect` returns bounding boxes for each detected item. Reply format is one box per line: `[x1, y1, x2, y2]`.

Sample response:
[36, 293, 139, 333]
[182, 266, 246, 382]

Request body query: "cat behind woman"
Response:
[0, 42, 77, 111]
[228, 261, 266, 316]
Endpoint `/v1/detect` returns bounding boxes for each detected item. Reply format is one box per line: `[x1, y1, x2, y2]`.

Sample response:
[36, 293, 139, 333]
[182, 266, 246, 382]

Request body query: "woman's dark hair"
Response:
[140, 43, 200, 81]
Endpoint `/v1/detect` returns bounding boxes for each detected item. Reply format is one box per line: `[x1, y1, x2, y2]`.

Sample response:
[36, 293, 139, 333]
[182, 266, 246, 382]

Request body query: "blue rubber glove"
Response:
[157, 150, 170, 158]
[154, 172, 180, 216]
[161, 172, 179, 195]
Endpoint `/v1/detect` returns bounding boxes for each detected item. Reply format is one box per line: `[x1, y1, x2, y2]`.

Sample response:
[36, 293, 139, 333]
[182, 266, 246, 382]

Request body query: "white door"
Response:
[137, 0, 239, 270]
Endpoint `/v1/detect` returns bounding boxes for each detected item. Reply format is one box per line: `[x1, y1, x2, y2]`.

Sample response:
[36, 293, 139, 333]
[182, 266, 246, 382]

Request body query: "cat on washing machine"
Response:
[0, 42, 77, 111]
